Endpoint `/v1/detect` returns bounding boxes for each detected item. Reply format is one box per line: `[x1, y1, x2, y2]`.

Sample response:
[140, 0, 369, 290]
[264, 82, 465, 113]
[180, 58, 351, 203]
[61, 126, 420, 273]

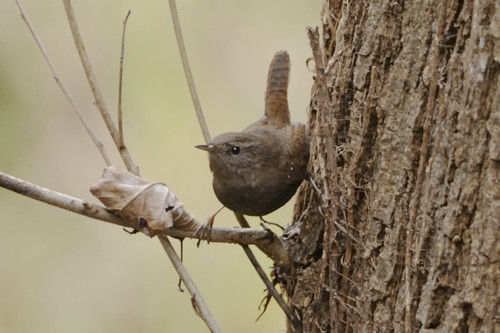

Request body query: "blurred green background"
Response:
[0, 1, 319, 332]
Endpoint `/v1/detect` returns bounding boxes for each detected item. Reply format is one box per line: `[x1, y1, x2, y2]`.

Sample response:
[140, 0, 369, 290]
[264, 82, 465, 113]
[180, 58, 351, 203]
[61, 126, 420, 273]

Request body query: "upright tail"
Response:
[265, 50, 290, 126]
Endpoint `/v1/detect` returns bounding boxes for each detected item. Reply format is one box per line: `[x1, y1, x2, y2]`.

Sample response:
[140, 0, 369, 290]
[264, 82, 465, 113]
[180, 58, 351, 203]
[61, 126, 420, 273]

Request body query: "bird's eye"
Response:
[231, 146, 240, 155]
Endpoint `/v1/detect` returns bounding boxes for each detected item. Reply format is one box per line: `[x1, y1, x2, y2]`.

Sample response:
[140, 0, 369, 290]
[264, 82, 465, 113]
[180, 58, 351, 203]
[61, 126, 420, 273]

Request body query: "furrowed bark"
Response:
[279, 1, 499, 332]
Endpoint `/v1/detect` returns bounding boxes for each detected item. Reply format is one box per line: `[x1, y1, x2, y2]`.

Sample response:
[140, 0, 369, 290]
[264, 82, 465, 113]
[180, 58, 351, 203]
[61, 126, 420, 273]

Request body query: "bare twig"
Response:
[307, 26, 325, 72]
[167, 0, 211, 143]
[159, 237, 221, 333]
[62, 0, 139, 176]
[118, 10, 131, 147]
[14, 0, 111, 166]
[0, 170, 288, 264]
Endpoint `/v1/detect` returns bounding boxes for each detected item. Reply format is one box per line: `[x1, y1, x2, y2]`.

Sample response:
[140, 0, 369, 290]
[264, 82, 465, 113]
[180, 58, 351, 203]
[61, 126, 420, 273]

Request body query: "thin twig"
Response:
[14, 0, 111, 166]
[167, 0, 211, 143]
[307, 26, 325, 72]
[62, 0, 139, 176]
[159, 237, 221, 333]
[118, 10, 131, 147]
[235, 213, 300, 330]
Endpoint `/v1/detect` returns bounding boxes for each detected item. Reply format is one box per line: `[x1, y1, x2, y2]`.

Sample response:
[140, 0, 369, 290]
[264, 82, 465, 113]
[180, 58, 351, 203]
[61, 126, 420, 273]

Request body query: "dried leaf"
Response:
[90, 166, 198, 235]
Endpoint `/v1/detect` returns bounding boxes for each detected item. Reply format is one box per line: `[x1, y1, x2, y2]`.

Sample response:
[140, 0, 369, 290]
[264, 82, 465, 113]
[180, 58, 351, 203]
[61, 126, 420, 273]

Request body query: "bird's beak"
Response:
[195, 144, 215, 153]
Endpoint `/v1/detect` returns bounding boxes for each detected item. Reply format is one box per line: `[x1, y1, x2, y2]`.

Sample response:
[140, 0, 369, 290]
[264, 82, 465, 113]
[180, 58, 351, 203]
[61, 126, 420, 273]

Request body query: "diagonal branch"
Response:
[62, 0, 139, 176]
[158, 237, 221, 332]
[167, 0, 211, 143]
[118, 10, 131, 147]
[14, 0, 111, 166]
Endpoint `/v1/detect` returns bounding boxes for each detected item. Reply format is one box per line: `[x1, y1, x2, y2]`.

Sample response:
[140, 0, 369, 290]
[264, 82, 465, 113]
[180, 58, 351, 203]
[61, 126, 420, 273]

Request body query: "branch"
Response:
[0, 170, 288, 265]
[167, 0, 211, 143]
[62, 0, 139, 176]
[118, 10, 131, 147]
[14, 0, 111, 166]
[159, 237, 221, 333]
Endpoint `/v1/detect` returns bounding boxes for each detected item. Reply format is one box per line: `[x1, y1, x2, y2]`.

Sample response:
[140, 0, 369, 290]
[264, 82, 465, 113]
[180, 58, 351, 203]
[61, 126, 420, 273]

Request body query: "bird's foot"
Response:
[194, 206, 225, 246]
[258, 223, 279, 243]
[194, 216, 215, 247]
[259, 216, 284, 231]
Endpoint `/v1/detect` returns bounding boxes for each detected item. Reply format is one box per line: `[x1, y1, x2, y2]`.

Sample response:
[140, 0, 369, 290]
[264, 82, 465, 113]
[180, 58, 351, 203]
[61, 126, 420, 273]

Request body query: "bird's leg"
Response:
[257, 222, 279, 243]
[194, 205, 225, 246]
[259, 216, 285, 231]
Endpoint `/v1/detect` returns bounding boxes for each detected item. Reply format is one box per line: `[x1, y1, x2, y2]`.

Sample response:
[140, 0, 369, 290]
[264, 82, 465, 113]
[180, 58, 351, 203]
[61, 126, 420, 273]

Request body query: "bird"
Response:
[195, 50, 309, 239]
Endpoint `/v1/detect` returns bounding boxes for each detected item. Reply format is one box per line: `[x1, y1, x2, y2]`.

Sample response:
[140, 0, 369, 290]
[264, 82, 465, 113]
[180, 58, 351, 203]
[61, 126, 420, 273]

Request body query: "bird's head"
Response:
[195, 132, 280, 175]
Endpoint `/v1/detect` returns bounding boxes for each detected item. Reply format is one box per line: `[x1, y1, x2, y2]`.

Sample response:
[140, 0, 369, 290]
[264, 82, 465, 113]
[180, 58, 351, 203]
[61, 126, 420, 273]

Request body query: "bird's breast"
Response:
[212, 163, 303, 216]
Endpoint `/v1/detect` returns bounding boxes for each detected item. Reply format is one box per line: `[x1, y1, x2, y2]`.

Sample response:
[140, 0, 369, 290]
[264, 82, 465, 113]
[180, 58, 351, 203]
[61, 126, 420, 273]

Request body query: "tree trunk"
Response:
[278, 1, 499, 332]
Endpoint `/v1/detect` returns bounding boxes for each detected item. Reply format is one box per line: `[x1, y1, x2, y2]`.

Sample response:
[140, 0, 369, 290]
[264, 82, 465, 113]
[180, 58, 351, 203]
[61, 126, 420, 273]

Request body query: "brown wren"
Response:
[196, 50, 309, 235]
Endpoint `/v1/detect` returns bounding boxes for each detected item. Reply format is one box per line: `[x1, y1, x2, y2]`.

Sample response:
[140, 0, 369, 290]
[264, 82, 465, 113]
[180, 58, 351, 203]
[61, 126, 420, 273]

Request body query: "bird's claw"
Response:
[258, 223, 278, 243]
[259, 216, 285, 231]
[194, 206, 224, 246]
[194, 216, 214, 247]
[122, 227, 139, 234]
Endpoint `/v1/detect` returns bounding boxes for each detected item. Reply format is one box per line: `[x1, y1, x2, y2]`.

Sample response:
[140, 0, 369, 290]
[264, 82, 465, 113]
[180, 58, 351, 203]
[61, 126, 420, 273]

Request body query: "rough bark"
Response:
[278, 1, 499, 332]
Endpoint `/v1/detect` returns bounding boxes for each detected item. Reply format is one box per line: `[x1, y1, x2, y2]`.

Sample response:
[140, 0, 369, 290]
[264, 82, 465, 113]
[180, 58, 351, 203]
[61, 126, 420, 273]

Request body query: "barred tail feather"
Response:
[265, 50, 290, 126]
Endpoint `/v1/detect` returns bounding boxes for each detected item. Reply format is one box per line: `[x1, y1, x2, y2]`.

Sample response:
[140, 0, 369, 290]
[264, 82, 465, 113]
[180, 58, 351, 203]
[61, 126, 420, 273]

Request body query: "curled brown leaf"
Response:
[90, 166, 198, 235]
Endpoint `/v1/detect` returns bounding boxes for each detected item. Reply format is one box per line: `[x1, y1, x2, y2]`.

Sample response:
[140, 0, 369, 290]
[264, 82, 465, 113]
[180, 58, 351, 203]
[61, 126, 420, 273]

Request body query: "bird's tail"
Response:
[265, 50, 290, 126]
